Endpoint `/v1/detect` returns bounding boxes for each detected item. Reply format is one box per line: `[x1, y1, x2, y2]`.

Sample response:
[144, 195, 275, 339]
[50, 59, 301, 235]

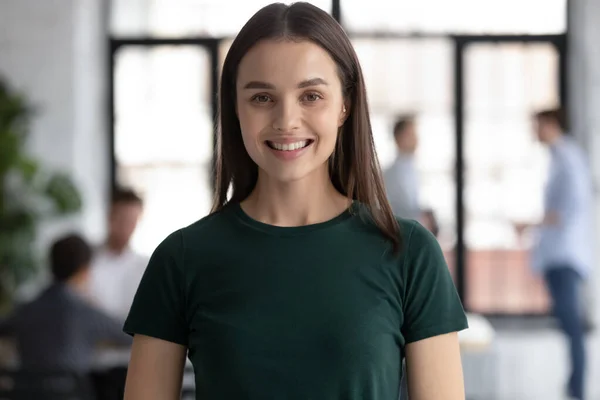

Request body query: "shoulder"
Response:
[382, 161, 398, 178]
[90, 246, 109, 265]
[178, 207, 234, 248]
[42, 287, 87, 317]
[72, 295, 107, 318]
[395, 218, 446, 272]
[351, 205, 426, 252]
[396, 218, 435, 252]
[149, 208, 232, 261]
[185, 205, 234, 234]
[557, 137, 587, 167]
[352, 208, 438, 263]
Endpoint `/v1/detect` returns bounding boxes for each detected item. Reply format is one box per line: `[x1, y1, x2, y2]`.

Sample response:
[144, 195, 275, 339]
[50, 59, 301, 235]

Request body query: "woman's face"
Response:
[236, 39, 348, 183]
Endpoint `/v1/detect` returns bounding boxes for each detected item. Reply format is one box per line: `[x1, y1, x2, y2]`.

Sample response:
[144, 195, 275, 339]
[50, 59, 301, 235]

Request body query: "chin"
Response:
[268, 170, 313, 184]
[259, 163, 328, 185]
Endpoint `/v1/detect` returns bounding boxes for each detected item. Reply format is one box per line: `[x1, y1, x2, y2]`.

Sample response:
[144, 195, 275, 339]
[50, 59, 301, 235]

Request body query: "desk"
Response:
[459, 314, 498, 400]
[460, 313, 495, 351]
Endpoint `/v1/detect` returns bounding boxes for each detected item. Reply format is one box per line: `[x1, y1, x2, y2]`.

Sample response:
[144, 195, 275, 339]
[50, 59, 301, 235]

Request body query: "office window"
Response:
[110, 0, 332, 37]
[463, 42, 559, 313]
[353, 39, 457, 273]
[114, 46, 214, 256]
[110, 0, 569, 317]
[343, 0, 566, 34]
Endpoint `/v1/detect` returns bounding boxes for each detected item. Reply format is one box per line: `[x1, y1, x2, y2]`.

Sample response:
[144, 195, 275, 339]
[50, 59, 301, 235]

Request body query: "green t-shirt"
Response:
[124, 202, 468, 399]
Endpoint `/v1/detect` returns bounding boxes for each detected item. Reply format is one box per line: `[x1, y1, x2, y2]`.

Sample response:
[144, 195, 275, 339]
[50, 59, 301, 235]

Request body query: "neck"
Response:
[106, 237, 127, 254]
[547, 132, 563, 146]
[64, 274, 87, 295]
[241, 165, 350, 227]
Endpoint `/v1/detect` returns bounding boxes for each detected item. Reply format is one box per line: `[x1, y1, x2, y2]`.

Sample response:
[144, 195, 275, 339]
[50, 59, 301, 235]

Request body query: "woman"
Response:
[123, 3, 468, 400]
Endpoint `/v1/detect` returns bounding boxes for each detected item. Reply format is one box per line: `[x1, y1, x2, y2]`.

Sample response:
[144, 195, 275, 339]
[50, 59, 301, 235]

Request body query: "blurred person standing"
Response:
[0, 234, 131, 372]
[89, 188, 148, 319]
[520, 109, 593, 400]
[383, 115, 421, 221]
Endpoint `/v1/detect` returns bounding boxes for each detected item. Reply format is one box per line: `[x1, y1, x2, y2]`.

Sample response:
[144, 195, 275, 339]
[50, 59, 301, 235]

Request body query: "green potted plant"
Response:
[0, 77, 82, 314]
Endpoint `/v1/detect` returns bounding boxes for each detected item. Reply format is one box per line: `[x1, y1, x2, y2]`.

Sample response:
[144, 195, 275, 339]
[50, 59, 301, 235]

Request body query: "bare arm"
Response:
[514, 211, 559, 234]
[405, 332, 465, 400]
[124, 334, 187, 400]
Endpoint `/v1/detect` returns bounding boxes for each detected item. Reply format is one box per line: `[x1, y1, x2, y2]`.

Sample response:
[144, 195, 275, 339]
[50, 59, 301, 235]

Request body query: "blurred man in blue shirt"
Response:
[527, 109, 593, 400]
[0, 234, 132, 373]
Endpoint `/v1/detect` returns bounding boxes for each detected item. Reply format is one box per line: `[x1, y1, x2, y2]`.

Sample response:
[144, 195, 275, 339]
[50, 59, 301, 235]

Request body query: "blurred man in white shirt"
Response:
[384, 115, 421, 220]
[89, 188, 148, 320]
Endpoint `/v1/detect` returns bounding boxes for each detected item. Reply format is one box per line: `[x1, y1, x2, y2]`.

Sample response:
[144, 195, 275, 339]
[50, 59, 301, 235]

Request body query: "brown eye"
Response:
[252, 94, 272, 103]
[303, 92, 322, 102]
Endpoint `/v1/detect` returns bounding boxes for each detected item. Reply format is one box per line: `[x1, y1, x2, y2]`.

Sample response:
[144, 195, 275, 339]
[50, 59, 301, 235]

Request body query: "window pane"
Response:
[115, 46, 212, 165]
[353, 39, 452, 114]
[119, 166, 212, 255]
[111, 0, 332, 37]
[114, 45, 213, 255]
[343, 0, 566, 34]
[463, 42, 558, 314]
[354, 39, 456, 272]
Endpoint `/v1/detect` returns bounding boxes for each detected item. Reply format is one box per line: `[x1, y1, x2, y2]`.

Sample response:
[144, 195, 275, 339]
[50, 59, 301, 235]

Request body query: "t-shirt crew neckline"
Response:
[230, 201, 358, 236]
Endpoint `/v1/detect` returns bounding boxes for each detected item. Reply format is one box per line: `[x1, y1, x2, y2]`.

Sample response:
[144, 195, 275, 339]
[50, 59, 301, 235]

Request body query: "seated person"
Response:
[0, 233, 132, 373]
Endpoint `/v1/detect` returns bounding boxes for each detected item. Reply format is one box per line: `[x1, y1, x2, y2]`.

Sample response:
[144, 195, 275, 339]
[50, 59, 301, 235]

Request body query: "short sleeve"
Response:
[123, 230, 188, 346]
[401, 221, 468, 343]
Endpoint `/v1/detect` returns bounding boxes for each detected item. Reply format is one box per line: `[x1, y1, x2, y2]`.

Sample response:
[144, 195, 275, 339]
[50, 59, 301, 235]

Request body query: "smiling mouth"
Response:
[266, 139, 314, 151]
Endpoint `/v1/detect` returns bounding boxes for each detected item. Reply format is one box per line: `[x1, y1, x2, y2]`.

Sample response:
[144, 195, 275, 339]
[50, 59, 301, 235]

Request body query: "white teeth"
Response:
[270, 140, 309, 151]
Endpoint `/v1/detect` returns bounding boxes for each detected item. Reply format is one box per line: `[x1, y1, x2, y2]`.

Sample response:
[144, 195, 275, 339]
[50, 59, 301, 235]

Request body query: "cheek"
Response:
[310, 109, 340, 144]
[238, 109, 267, 160]
[236, 99, 255, 134]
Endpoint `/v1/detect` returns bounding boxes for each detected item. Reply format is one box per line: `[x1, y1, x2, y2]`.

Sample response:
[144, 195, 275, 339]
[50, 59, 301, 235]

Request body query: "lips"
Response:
[266, 139, 313, 151]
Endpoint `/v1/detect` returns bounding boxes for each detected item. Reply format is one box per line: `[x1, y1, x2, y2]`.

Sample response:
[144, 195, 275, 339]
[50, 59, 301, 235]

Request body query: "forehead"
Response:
[237, 39, 340, 89]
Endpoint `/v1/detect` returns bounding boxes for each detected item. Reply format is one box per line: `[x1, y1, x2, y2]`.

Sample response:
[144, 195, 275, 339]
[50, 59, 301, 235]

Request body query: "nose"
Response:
[272, 99, 301, 132]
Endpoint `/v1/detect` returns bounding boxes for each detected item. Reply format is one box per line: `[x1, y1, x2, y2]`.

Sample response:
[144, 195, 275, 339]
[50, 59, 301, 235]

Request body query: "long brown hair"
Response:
[212, 2, 401, 251]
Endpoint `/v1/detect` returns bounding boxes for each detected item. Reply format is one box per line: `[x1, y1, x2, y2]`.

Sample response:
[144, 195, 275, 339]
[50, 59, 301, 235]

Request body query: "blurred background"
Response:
[0, 0, 599, 399]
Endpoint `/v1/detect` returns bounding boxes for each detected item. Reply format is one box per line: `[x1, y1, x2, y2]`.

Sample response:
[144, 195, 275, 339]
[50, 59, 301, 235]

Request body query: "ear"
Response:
[338, 99, 351, 127]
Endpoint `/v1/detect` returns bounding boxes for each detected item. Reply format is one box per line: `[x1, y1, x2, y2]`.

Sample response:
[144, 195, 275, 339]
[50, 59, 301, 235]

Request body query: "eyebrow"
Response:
[298, 78, 328, 88]
[243, 78, 328, 90]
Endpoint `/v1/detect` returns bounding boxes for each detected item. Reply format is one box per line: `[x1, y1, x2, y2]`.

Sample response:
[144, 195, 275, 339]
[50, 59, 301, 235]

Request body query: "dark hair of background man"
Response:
[111, 187, 143, 207]
[534, 107, 568, 132]
[393, 115, 416, 138]
[50, 234, 93, 282]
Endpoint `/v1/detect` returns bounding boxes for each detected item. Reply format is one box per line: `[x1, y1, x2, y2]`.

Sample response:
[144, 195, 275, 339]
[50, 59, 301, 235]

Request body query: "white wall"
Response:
[0, 0, 109, 295]
[569, 0, 600, 328]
